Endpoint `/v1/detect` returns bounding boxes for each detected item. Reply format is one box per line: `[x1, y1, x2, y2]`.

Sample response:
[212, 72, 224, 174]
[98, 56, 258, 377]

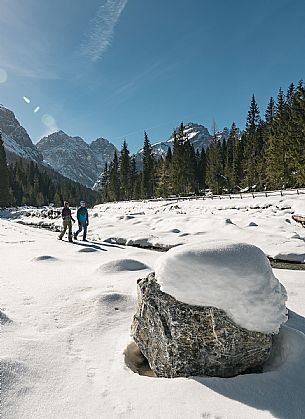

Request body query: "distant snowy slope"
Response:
[1, 131, 43, 162]
[37, 131, 118, 188]
[0, 104, 43, 162]
[167, 122, 212, 149]
[134, 123, 215, 169]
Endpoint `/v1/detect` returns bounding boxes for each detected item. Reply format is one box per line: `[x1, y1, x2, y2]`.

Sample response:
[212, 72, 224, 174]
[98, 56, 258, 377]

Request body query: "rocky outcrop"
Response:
[131, 273, 273, 378]
[37, 131, 100, 187]
[89, 137, 117, 173]
[37, 131, 118, 188]
[0, 309, 12, 325]
[0, 105, 43, 163]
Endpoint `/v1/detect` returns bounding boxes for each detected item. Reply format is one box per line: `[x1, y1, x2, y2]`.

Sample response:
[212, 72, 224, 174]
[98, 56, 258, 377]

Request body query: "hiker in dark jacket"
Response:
[58, 201, 75, 242]
[74, 201, 89, 241]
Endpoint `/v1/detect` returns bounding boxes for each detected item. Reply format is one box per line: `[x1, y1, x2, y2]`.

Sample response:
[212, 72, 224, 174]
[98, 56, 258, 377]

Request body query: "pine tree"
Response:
[129, 157, 138, 199]
[287, 81, 305, 186]
[265, 88, 289, 188]
[119, 140, 131, 200]
[225, 122, 241, 191]
[206, 135, 222, 194]
[108, 151, 120, 201]
[0, 132, 10, 207]
[265, 97, 275, 126]
[142, 131, 154, 198]
[243, 95, 262, 189]
[194, 149, 202, 193]
[170, 123, 196, 195]
[54, 192, 62, 207]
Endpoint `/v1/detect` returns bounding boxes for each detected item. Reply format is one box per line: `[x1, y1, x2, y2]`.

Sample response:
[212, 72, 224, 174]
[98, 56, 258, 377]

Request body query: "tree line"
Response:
[0, 133, 97, 208]
[1, 79, 304, 208]
[101, 80, 305, 201]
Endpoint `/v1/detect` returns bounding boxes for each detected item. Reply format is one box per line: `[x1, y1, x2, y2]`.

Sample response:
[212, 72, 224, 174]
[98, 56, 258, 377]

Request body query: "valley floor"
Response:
[1, 193, 305, 418]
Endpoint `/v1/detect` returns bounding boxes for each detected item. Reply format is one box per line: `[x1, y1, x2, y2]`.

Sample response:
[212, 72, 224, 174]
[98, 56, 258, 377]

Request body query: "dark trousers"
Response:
[75, 222, 87, 240]
[59, 217, 73, 240]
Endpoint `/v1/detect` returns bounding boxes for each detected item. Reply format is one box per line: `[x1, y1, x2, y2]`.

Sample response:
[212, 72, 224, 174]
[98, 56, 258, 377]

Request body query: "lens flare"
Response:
[34, 106, 40, 113]
[23, 96, 31, 104]
[42, 114, 58, 132]
[0, 68, 8, 83]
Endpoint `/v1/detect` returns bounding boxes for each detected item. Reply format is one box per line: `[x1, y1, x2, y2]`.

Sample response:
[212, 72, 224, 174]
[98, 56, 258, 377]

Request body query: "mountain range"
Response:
[0, 105, 118, 188]
[0, 104, 231, 189]
[37, 131, 117, 188]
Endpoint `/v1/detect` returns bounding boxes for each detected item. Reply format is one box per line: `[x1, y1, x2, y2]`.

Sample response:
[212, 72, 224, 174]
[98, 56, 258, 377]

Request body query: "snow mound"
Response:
[98, 259, 149, 273]
[264, 324, 305, 372]
[32, 255, 58, 262]
[0, 310, 12, 325]
[155, 241, 288, 334]
[97, 292, 130, 308]
[78, 247, 98, 253]
[96, 292, 133, 314]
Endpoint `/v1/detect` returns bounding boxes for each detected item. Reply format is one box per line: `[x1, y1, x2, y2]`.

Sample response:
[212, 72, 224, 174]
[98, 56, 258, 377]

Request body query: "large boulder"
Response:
[131, 242, 288, 378]
[131, 273, 273, 378]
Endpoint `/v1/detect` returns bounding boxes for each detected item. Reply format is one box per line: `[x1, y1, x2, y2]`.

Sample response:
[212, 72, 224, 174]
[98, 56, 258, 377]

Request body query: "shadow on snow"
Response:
[193, 309, 305, 419]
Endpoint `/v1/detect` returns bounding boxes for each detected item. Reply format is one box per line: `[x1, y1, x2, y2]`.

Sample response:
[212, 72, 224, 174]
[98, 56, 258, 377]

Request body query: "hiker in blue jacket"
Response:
[74, 201, 89, 241]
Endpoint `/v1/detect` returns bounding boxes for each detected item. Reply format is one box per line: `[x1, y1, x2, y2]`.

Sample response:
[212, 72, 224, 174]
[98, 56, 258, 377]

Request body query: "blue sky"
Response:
[0, 0, 304, 152]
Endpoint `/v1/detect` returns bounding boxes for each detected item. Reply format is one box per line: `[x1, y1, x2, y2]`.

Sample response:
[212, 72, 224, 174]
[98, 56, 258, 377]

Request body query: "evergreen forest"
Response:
[1, 80, 305, 207]
[0, 135, 97, 208]
[101, 81, 305, 201]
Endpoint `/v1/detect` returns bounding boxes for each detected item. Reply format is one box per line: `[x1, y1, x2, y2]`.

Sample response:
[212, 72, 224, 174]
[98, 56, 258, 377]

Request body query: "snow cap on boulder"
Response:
[155, 241, 287, 334]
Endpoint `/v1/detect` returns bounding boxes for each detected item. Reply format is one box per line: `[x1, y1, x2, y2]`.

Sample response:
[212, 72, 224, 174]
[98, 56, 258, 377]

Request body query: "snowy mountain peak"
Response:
[37, 131, 118, 188]
[134, 122, 213, 169]
[168, 122, 212, 148]
[90, 137, 118, 171]
[0, 104, 43, 163]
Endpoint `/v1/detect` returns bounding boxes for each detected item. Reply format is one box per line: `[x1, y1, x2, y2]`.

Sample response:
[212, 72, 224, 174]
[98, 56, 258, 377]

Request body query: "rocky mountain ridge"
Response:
[0, 105, 234, 189]
[0, 105, 43, 163]
[0, 105, 118, 188]
[36, 131, 118, 188]
[133, 122, 230, 169]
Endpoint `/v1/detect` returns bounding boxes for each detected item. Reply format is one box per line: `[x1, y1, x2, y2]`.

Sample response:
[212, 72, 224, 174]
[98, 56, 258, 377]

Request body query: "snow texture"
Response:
[155, 241, 288, 333]
[1, 192, 305, 418]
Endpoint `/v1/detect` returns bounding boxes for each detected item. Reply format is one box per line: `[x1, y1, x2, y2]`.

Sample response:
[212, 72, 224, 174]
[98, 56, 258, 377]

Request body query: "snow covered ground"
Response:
[7, 191, 305, 262]
[1, 192, 305, 418]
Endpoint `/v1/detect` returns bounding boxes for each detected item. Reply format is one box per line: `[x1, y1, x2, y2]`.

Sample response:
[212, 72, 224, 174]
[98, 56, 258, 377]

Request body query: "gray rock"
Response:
[0, 105, 43, 163]
[131, 273, 273, 378]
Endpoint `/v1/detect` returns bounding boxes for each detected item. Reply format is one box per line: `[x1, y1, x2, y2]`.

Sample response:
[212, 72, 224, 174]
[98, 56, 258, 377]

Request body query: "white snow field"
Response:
[1, 192, 305, 418]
